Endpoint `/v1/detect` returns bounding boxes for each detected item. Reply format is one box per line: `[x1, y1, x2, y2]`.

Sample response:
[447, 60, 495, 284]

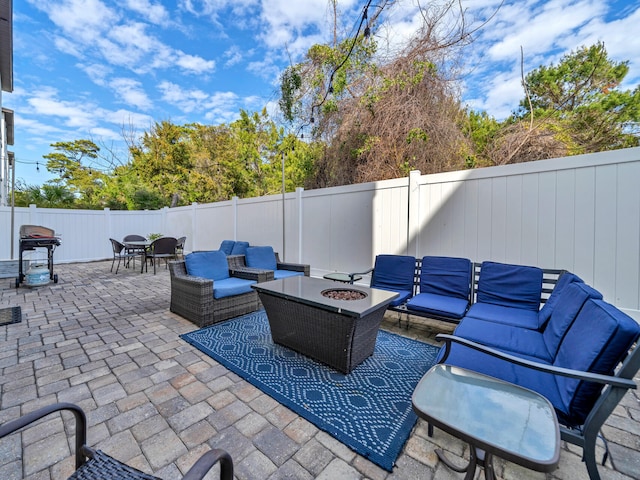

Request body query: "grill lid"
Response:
[19, 225, 55, 238]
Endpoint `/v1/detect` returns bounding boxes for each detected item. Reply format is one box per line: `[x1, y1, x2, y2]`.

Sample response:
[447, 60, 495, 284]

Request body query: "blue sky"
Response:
[6, 0, 640, 186]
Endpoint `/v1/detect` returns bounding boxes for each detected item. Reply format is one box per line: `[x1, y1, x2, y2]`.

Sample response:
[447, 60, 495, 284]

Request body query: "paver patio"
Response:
[0, 261, 638, 479]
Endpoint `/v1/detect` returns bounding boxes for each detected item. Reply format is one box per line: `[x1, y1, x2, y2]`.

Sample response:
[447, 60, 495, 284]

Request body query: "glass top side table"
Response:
[412, 364, 560, 480]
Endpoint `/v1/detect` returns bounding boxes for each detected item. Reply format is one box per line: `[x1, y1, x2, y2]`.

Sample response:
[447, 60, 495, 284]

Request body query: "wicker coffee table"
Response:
[252, 277, 399, 373]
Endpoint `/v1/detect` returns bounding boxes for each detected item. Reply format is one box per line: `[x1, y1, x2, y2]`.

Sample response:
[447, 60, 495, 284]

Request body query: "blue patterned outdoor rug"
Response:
[180, 310, 439, 471]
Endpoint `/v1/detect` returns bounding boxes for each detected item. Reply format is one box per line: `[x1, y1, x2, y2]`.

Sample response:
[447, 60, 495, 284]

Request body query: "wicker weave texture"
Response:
[169, 261, 259, 328]
[69, 449, 160, 480]
[257, 292, 387, 374]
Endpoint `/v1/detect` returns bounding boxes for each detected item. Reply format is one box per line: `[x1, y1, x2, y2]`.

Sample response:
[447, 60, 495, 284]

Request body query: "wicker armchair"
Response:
[169, 260, 273, 328]
[227, 252, 310, 277]
[0, 402, 233, 480]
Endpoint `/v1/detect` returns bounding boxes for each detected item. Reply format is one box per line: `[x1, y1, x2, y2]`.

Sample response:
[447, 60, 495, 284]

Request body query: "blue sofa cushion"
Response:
[476, 261, 543, 311]
[553, 299, 640, 426]
[541, 282, 602, 358]
[245, 246, 278, 270]
[465, 302, 540, 329]
[230, 241, 250, 255]
[185, 250, 229, 281]
[537, 272, 583, 328]
[274, 269, 304, 280]
[406, 292, 469, 319]
[420, 256, 472, 300]
[219, 240, 235, 255]
[453, 319, 552, 361]
[213, 277, 256, 299]
[370, 254, 416, 302]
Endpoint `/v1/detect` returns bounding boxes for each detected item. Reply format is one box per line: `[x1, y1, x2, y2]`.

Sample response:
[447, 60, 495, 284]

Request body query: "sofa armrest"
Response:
[226, 255, 246, 270]
[277, 262, 310, 276]
[231, 267, 274, 282]
[436, 333, 637, 390]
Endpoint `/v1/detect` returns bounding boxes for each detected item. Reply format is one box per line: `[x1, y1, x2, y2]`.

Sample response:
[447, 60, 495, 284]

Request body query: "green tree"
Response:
[516, 42, 640, 154]
[43, 140, 109, 208]
[13, 183, 76, 208]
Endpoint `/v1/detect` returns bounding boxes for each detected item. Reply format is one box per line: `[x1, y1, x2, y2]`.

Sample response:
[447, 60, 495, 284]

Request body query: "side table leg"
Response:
[435, 447, 478, 480]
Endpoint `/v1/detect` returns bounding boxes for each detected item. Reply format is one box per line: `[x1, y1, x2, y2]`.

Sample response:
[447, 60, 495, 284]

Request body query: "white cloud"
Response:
[111, 78, 153, 110]
[122, 0, 170, 25]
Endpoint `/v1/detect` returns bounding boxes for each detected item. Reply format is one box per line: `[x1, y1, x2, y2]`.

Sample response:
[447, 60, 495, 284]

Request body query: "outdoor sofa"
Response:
[423, 261, 640, 480]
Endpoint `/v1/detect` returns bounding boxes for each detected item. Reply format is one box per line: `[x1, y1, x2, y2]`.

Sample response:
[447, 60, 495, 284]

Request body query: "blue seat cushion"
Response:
[213, 277, 256, 299]
[219, 240, 235, 255]
[420, 256, 472, 300]
[553, 299, 640, 426]
[465, 302, 540, 329]
[274, 269, 304, 279]
[370, 254, 416, 302]
[406, 292, 469, 319]
[537, 272, 584, 329]
[185, 250, 229, 281]
[477, 261, 543, 311]
[245, 246, 277, 270]
[453, 318, 552, 361]
[230, 241, 250, 255]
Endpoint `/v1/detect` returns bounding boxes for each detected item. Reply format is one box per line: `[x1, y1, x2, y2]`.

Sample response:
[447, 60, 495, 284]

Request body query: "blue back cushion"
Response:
[230, 241, 250, 255]
[219, 240, 235, 255]
[185, 250, 229, 281]
[371, 255, 416, 293]
[420, 256, 472, 300]
[245, 246, 277, 270]
[477, 261, 543, 311]
[554, 299, 640, 425]
[542, 282, 602, 358]
[537, 272, 583, 328]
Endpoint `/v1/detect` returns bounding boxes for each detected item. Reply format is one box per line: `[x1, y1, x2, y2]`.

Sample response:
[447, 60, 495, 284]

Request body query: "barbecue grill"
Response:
[16, 225, 61, 288]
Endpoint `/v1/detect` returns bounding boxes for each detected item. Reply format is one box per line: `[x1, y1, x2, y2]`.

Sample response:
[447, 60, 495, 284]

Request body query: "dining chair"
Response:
[145, 237, 178, 274]
[109, 238, 142, 274]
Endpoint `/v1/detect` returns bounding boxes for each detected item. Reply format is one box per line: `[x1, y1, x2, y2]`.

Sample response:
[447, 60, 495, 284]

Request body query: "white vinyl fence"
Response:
[2, 147, 639, 317]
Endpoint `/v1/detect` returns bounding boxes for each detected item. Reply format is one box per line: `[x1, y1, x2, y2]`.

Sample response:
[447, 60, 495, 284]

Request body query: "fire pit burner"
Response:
[321, 288, 367, 301]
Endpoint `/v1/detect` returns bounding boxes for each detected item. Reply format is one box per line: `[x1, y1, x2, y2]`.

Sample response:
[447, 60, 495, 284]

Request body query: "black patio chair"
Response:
[145, 237, 178, 274]
[109, 238, 142, 274]
[0, 402, 233, 480]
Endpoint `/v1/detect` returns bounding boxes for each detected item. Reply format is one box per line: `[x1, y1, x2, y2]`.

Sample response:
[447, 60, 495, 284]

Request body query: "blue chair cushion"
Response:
[476, 261, 543, 311]
[230, 241, 250, 255]
[541, 282, 602, 358]
[370, 254, 416, 300]
[406, 292, 469, 319]
[537, 272, 583, 328]
[213, 277, 256, 299]
[553, 299, 640, 426]
[274, 270, 304, 280]
[219, 240, 235, 255]
[465, 302, 540, 329]
[453, 319, 552, 361]
[185, 250, 229, 281]
[420, 256, 472, 300]
[245, 246, 277, 270]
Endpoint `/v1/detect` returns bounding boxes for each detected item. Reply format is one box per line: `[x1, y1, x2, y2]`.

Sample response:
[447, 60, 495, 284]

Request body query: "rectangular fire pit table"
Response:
[252, 276, 399, 373]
